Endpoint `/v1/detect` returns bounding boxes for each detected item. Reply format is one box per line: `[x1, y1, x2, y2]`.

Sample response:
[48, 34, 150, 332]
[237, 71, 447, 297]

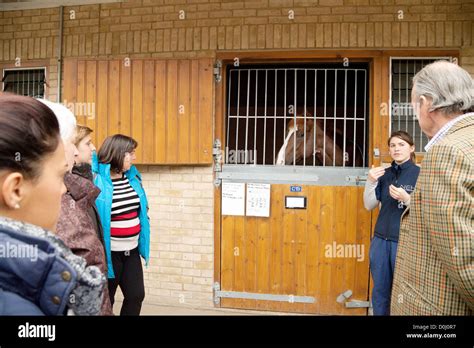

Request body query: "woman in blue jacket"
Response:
[0, 94, 104, 316]
[93, 134, 150, 316]
[363, 130, 420, 316]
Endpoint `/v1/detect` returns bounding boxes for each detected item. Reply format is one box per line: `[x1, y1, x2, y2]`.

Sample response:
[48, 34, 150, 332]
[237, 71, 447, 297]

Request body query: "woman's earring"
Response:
[14, 203, 20, 209]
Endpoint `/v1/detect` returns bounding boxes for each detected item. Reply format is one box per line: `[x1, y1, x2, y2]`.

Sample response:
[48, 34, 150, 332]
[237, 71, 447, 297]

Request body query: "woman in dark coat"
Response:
[54, 122, 113, 315]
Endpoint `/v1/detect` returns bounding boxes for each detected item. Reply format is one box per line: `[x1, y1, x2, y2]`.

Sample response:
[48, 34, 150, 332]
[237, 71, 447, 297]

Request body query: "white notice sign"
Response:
[246, 183, 271, 217]
[222, 182, 245, 216]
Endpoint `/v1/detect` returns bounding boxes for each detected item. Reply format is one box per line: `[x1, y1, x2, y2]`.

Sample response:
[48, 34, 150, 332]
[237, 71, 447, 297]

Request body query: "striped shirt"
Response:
[110, 175, 141, 251]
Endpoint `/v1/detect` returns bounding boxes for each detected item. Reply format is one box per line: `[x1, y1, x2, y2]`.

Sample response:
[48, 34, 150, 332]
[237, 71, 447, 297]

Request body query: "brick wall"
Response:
[1, 0, 473, 310]
[138, 165, 215, 307]
[0, 7, 61, 100]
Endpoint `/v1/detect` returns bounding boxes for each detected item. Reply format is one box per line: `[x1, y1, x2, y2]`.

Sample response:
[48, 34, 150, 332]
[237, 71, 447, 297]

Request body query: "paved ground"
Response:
[113, 300, 303, 316]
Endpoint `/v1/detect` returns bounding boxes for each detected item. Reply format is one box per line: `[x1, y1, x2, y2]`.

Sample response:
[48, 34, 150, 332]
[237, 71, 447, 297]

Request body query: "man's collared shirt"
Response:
[424, 112, 473, 152]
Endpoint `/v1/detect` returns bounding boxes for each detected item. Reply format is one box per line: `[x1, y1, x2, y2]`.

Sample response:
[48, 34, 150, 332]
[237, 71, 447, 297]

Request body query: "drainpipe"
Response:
[57, 5, 63, 102]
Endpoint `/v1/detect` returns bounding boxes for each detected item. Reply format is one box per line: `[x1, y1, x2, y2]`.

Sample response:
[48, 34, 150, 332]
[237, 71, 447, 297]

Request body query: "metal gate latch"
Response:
[336, 289, 371, 309]
[345, 174, 368, 185]
[336, 289, 353, 303]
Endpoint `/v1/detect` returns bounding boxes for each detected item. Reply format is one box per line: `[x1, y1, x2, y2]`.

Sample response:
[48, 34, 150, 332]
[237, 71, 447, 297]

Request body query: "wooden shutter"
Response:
[63, 58, 213, 164]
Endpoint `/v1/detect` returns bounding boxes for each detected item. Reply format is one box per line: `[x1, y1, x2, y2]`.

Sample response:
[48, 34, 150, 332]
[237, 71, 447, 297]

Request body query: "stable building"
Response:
[0, 0, 472, 314]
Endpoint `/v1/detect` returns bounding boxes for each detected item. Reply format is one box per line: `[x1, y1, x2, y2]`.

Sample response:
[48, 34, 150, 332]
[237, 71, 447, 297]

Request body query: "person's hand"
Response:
[389, 185, 410, 204]
[367, 165, 386, 184]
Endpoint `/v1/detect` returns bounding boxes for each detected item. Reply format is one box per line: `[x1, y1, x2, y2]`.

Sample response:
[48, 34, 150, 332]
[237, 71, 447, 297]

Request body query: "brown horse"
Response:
[276, 116, 362, 166]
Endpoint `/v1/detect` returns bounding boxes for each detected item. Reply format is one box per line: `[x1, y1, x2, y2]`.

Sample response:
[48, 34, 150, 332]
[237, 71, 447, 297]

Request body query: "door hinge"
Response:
[213, 139, 222, 187]
[213, 282, 221, 304]
[214, 282, 316, 304]
[214, 60, 222, 83]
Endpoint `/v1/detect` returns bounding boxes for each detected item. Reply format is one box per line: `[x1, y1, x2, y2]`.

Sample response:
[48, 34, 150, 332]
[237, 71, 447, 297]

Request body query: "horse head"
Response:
[276, 116, 315, 165]
[275, 113, 351, 166]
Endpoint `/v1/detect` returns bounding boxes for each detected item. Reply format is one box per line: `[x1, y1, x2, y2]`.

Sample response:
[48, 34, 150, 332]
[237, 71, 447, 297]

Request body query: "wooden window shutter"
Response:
[62, 58, 213, 165]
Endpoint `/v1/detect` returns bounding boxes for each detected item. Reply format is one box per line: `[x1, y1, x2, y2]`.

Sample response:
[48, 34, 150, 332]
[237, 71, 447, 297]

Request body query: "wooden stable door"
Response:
[62, 58, 213, 165]
[219, 183, 372, 315]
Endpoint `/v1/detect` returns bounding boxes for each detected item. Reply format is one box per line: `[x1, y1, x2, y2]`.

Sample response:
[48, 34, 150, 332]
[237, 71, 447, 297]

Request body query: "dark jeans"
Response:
[108, 247, 145, 316]
[369, 236, 398, 316]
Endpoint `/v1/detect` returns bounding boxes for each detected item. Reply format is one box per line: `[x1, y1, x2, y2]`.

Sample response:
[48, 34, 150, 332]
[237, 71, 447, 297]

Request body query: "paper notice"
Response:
[222, 182, 245, 216]
[246, 183, 271, 217]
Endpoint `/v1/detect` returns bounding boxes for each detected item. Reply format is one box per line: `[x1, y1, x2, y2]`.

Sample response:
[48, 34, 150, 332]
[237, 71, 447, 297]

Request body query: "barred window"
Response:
[226, 63, 369, 167]
[390, 58, 451, 153]
[2, 68, 46, 98]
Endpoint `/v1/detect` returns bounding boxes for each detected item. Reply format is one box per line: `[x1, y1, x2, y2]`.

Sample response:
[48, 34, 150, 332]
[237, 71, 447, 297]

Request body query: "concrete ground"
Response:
[112, 288, 305, 315]
[113, 300, 304, 316]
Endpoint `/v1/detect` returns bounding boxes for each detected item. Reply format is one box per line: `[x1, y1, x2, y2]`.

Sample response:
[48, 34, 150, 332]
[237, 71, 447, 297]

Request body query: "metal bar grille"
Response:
[226, 65, 369, 168]
[390, 57, 451, 153]
[2, 68, 46, 98]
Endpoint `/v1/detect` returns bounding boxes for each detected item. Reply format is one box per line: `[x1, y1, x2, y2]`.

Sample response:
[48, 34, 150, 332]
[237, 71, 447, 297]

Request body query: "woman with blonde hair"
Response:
[60, 124, 113, 315]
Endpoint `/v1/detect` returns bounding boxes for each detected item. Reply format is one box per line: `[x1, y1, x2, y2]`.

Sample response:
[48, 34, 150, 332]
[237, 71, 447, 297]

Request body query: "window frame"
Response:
[388, 56, 453, 155]
[1, 60, 50, 99]
[2, 66, 47, 98]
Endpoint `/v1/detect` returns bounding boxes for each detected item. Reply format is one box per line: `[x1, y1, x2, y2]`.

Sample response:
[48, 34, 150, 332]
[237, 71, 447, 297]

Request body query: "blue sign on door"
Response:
[290, 186, 302, 192]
